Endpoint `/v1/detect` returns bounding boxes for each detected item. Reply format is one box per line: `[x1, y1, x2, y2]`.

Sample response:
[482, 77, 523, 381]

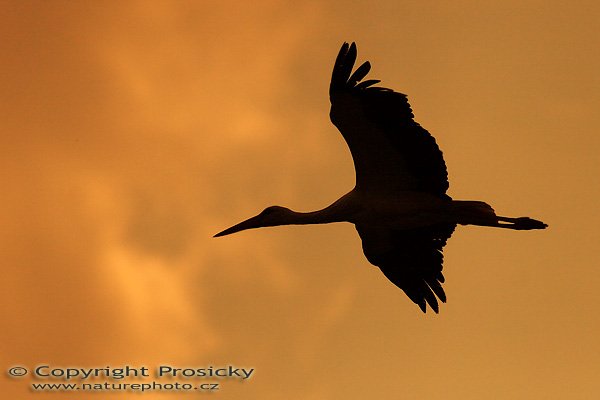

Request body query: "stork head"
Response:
[213, 206, 292, 237]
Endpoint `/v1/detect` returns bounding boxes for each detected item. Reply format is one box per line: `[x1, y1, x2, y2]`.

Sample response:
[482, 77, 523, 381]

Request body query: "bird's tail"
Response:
[452, 200, 548, 230]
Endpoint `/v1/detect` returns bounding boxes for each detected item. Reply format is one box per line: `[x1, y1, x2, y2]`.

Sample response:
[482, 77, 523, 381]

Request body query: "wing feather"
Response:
[329, 42, 450, 198]
[354, 79, 380, 89]
[348, 61, 371, 86]
[357, 223, 456, 313]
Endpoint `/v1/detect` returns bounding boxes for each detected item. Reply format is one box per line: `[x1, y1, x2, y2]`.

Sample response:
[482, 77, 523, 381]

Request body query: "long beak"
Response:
[213, 214, 263, 237]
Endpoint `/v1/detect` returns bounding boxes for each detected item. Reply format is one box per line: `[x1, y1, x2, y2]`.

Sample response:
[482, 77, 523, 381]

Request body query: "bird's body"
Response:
[215, 42, 547, 313]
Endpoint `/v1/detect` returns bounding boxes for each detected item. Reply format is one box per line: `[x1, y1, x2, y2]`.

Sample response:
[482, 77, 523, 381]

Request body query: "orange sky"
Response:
[1, 1, 599, 399]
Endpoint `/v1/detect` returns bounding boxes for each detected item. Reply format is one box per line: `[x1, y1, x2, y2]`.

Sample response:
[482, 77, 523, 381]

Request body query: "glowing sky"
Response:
[2, 1, 599, 399]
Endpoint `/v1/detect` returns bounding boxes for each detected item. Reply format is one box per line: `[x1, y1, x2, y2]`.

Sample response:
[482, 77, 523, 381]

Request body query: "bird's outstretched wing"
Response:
[357, 223, 456, 313]
[329, 42, 449, 198]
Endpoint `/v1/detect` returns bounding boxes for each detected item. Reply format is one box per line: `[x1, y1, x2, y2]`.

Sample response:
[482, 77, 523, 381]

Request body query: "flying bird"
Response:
[215, 42, 547, 313]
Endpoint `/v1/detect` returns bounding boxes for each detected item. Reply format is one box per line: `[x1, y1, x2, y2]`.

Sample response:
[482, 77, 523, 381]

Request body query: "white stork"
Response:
[215, 42, 547, 313]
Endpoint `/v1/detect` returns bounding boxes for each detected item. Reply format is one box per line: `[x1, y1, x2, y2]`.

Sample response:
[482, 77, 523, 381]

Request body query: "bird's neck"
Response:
[282, 192, 357, 226]
[285, 208, 343, 225]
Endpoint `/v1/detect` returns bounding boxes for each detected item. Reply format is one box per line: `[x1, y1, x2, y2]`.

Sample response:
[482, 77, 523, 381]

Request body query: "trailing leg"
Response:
[495, 216, 548, 230]
[452, 200, 547, 230]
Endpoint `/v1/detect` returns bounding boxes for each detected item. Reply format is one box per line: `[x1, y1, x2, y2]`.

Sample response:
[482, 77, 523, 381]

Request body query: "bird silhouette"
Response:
[215, 42, 547, 313]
